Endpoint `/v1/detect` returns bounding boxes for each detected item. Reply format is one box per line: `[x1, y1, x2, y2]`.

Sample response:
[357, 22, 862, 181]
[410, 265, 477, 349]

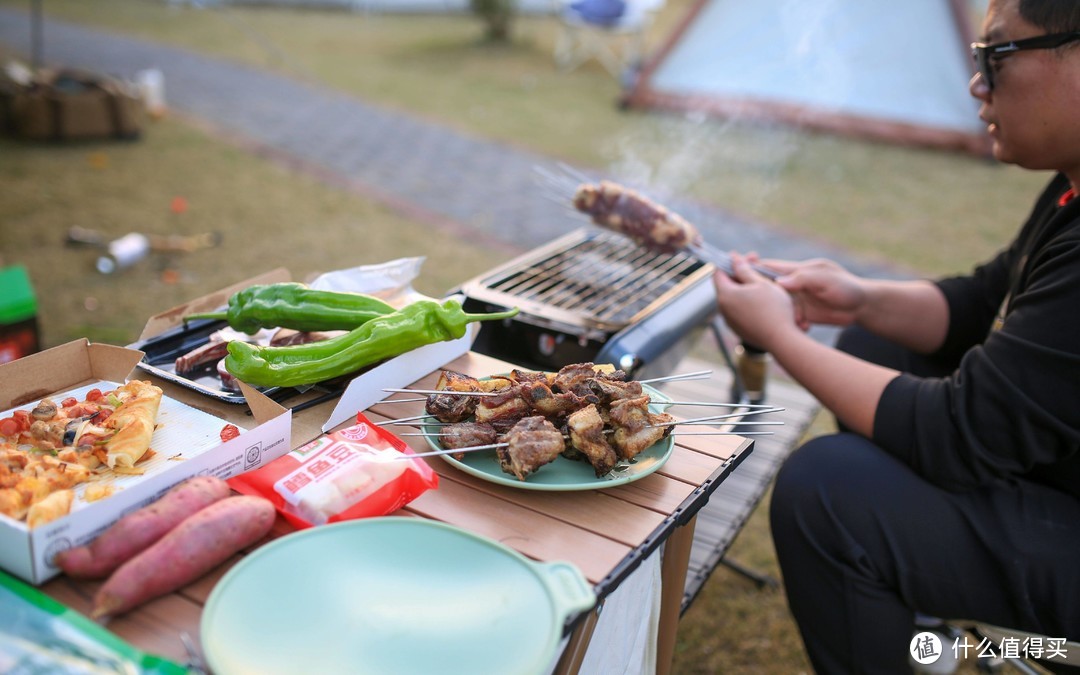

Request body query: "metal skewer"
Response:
[394, 430, 774, 459]
[375, 395, 773, 406]
[379, 401, 781, 430]
[410, 418, 782, 428]
[664, 400, 778, 409]
[638, 370, 712, 384]
[375, 413, 432, 426]
[687, 243, 780, 280]
[383, 388, 496, 397]
[649, 408, 784, 427]
[398, 442, 508, 459]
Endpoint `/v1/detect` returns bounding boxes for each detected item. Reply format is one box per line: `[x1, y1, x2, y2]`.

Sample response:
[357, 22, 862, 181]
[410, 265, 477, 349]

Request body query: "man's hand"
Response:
[766, 257, 867, 330]
[713, 252, 800, 351]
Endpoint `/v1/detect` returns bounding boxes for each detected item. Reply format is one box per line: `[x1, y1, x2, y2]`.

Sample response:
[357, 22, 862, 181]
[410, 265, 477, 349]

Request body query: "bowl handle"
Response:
[535, 560, 596, 618]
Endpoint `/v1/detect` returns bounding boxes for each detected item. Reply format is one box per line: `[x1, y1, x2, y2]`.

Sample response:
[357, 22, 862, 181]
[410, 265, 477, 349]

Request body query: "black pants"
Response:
[770, 326, 1080, 673]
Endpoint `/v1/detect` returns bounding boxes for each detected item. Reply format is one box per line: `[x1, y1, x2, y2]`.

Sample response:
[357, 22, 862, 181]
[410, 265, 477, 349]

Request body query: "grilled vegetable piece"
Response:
[54, 476, 232, 579]
[184, 282, 396, 334]
[224, 299, 519, 388]
[90, 495, 276, 619]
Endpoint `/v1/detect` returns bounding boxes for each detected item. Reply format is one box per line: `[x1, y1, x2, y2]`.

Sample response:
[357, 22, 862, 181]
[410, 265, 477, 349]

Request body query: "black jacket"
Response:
[874, 173, 1080, 498]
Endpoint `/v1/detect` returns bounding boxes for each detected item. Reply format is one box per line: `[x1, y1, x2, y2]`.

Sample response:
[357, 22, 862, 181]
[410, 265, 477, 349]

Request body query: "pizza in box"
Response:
[0, 380, 163, 528]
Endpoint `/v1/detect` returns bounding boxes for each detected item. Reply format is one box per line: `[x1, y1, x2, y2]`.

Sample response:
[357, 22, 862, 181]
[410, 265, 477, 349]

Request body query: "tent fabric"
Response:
[625, 0, 989, 153]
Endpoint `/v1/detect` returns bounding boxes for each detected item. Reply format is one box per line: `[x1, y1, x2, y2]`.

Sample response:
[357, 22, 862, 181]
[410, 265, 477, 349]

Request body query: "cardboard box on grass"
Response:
[0, 340, 291, 585]
[136, 268, 478, 443]
[11, 68, 143, 141]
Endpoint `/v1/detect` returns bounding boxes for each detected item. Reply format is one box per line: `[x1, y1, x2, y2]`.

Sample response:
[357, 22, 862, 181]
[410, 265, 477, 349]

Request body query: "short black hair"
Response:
[1019, 0, 1080, 33]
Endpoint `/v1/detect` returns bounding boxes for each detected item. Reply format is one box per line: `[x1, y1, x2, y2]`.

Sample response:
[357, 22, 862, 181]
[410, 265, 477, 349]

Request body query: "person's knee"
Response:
[770, 433, 880, 537]
[770, 435, 845, 532]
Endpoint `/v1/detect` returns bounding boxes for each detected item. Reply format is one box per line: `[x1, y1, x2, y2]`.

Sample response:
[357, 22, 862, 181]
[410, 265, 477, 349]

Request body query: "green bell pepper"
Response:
[184, 282, 396, 334]
[224, 299, 519, 388]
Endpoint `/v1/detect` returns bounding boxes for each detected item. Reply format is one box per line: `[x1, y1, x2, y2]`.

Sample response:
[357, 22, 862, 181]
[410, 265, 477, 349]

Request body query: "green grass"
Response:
[0, 3, 1044, 672]
[0, 120, 510, 347]
[1, 0, 1051, 276]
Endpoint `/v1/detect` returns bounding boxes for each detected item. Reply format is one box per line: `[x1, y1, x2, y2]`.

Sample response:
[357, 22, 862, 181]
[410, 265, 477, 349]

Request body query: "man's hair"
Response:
[1020, 0, 1080, 33]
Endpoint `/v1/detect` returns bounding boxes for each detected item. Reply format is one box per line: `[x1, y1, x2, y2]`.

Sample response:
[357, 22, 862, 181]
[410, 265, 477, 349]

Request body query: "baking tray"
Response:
[127, 318, 280, 404]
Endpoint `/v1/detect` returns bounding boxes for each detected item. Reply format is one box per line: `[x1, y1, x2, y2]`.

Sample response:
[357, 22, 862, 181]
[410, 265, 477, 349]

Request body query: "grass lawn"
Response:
[0, 2, 1048, 672]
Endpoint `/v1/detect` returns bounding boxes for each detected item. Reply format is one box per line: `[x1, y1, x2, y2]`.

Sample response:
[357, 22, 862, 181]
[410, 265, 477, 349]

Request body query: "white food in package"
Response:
[272, 437, 409, 526]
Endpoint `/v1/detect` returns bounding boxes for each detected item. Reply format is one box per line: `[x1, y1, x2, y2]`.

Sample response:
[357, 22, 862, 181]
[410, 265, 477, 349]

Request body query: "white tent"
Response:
[624, 0, 989, 153]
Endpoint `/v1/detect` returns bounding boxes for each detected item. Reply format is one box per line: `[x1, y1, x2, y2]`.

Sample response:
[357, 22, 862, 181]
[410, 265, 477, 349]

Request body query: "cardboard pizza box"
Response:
[0, 339, 292, 585]
[134, 268, 476, 445]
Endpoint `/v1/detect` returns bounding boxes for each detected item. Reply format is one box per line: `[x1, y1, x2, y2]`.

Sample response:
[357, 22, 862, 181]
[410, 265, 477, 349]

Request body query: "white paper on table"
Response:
[321, 322, 477, 433]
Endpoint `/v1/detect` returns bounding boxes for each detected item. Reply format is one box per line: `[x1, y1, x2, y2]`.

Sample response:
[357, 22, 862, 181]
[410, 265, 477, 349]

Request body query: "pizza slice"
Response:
[26, 489, 75, 529]
[93, 380, 163, 469]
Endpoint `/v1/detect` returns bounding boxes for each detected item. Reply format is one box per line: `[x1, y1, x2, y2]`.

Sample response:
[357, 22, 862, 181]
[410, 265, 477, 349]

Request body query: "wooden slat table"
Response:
[39, 351, 753, 674]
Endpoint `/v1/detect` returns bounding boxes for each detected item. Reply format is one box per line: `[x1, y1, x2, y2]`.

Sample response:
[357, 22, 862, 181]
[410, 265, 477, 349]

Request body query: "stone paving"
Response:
[0, 5, 903, 283]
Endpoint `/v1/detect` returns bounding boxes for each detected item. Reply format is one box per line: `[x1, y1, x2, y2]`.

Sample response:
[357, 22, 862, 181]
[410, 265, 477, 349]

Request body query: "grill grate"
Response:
[459, 230, 711, 335]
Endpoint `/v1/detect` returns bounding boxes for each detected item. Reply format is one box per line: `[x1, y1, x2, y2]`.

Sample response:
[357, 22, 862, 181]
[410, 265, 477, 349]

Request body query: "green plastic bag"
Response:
[0, 570, 188, 674]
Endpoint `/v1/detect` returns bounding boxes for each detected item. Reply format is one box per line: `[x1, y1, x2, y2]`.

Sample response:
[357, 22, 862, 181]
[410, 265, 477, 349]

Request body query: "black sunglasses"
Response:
[971, 31, 1080, 90]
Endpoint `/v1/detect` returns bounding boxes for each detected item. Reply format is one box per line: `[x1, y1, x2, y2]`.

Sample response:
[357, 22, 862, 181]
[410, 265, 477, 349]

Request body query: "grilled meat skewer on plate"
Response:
[608, 396, 675, 460]
[566, 404, 618, 477]
[496, 416, 565, 481]
[437, 421, 500, 461]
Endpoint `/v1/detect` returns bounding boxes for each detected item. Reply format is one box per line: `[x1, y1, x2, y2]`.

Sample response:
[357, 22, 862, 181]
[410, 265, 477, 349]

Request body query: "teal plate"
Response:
[429, 384, 674, 491]
[201, 518, 595, 675]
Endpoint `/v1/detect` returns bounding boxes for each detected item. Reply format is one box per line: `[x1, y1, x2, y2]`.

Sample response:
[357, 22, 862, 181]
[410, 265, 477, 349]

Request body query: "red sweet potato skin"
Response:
[91, 495, 276, 620]
[54, 475, 232, 579]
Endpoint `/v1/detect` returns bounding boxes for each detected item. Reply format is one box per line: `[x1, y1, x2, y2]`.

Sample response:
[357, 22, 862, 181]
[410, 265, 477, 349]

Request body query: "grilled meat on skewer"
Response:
[552, 362, 627, 398]
[507, 369, 551, 385]
[475, 385, 531, 434]
[519, 380, 586, 423]
[566, 404, 618, 477]
[425, 370, 485, 423]
[607, 396, 675, 460]
[496, 416, 565, 481]
[439, 421, 499, 461]
[586, 378, 643, 405]
[572, 181, 702, 254]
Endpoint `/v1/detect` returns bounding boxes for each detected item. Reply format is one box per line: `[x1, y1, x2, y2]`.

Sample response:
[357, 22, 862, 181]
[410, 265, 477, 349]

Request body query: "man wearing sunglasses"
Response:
[713, 0, 1080, 671]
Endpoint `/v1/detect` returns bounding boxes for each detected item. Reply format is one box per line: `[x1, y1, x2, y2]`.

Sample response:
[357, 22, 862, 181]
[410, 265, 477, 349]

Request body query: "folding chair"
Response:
[552, 0, 665, 83]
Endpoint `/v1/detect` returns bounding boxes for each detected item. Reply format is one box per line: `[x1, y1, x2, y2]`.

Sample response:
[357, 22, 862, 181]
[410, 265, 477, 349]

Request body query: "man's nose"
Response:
[969, 71, 990, 100]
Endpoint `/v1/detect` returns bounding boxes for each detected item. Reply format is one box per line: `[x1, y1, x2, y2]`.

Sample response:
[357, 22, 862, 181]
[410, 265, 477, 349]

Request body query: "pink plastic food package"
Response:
[229, 413, 438, 529]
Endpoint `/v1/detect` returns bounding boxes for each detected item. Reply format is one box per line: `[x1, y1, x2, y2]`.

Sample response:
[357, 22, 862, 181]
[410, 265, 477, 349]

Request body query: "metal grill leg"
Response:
[718, 557, 779, 590]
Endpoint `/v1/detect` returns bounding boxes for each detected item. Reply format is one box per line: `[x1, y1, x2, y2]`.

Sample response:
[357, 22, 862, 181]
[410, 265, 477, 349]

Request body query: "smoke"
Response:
[601, 109, 801, 216]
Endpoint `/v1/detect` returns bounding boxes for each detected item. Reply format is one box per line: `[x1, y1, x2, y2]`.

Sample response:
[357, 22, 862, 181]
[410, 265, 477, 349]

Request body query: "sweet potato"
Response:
[54, 475, 231, 579]
[91, 495, 276, 620]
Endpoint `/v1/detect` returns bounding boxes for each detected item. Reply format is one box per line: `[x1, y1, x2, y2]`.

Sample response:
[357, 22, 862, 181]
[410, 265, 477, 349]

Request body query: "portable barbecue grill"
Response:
[454, 229, 717, 380]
